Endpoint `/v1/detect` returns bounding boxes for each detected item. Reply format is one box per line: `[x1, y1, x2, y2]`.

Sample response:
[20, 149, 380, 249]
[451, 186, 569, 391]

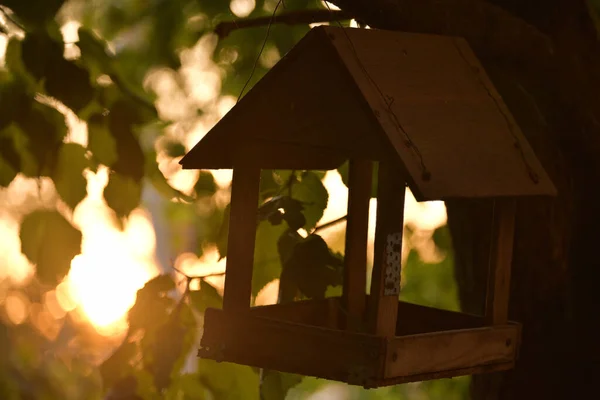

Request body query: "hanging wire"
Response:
[236, 0, 284, 103]
[323, 2, 431, 181]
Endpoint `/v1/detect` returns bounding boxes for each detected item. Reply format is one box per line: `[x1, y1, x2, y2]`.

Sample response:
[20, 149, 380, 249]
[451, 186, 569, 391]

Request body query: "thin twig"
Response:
[0, 7, 25, 32]
[313, 215, 347, 233]
[215, 9, 352, 39]
[171, 265, 226, 281]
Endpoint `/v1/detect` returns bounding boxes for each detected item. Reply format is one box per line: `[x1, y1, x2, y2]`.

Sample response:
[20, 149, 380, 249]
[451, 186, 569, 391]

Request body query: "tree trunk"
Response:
[332, 0, 600, 398]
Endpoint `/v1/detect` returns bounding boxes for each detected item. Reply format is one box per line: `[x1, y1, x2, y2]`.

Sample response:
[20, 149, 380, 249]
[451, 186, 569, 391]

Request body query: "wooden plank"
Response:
[325, 26, 556, 199]
[367, 361, 515, 388]
[342, 159, 372, 331]
[485, 199, 517, 325]
[395, 300, 485, 335]
[367, 161, 405, 337]
[184, 138, 347, 170]
[249, 298, 339, 328]
[384, 324, 519, 378]
[222, 161, 261, 312]
[200, 308, 385, 386]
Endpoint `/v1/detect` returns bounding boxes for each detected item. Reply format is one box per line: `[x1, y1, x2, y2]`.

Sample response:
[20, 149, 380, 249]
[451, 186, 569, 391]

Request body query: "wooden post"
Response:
[485, 199, 517, 325]
[222, 162, 261, 312]
[367, 161, 405, 337]
[342, 159, 372, 331]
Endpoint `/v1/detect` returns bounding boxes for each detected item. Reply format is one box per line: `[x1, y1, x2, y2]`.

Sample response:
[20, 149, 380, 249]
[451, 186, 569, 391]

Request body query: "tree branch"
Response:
[313, 215, 347, 232]
[214, 9, 353, 39]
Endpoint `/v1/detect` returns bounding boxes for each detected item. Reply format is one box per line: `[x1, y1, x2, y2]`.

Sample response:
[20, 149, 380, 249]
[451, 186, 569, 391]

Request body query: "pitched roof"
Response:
[181, 26, 556, 201]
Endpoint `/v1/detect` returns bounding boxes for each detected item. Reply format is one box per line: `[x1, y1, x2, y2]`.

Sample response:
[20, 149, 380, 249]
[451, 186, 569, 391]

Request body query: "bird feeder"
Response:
[180, 26, 556, 387]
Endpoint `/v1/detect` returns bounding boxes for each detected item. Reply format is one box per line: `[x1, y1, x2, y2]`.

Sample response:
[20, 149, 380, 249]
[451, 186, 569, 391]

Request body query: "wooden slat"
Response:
[249, 298, 339, 328]
[395, 300, 485, 335]
[384, 324, 519, 378]
[222, 162, 261, 312]
[367, 361, 515, 388]
[200, 308, 385, 386]
[326, 26, 556, 199]
[367, 161, 405, 337]
[342, 159, 372, 331]
[485, 199, 517, 325]
[250, 296, 486, 334]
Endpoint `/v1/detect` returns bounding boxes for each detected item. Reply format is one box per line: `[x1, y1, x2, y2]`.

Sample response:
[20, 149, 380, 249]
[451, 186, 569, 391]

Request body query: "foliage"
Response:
[0, 0, 468, 399]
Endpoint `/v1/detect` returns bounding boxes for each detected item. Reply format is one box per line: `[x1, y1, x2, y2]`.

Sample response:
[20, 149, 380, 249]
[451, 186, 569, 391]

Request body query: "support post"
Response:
[222, 162, 261, 312]
[342, 159, 372, 331]
[485, 199, 517, 325]
[368, 161, 405, 337]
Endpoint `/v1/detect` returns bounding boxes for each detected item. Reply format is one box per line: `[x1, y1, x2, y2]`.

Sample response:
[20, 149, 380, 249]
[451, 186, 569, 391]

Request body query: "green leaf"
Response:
[20, 31, 64, 81]
[0, 77, 31, 130]
[0, 0, 65, 26]
[147, 301, 191, 392]
[163, 138, 186, 158]
[194, 171, 217, 198]
[104, 172, 142, 219]
[19, 210, 82, 285]
[291, 171, 328, 231]
[87, 113, 118, 167]
[337, 160, 379, 198]
[128, 274, 175, 333]
[0, 135, 21, 187]
[189, 280, 222, 313]
[53, 143, 89, 209]
[99, 341, 138, 389]
[215, 204, 230, 260]
[77, 28, 115, 78]
[197, 359, 259, 400]
[15, 102, 67, 175]
[0, 155, 18, 187]
[145, 152, 193, 201]
[45, 58, 95, 113]
[109, 102, 145, 181]
[252, 221, 288, 296]
[260, 370, 302, 400]
[281, 234, 343, 300]
[165, 374, 207, 400]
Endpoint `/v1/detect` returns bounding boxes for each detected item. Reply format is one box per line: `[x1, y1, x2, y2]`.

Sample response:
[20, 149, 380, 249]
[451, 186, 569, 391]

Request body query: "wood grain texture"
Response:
[221, 162, 261, 312]
[249, 298, 340, 329]
[367, 161, 405, 337]
[394, 300, 485, 335]
[342, 159, 372, 331]
[200, 308, 385, 386]
[384, 324, 519, 378]
[367, 361, 515, 388]
[485, 199, 517, 325]
[326, 26, 556, 200]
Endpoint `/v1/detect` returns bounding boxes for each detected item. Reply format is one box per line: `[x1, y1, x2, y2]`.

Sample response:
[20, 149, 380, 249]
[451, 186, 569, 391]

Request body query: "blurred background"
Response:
[0, 0, 469, 398]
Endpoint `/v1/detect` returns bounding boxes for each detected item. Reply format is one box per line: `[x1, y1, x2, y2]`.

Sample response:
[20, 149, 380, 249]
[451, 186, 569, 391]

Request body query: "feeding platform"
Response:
[180, 25, 556, 387]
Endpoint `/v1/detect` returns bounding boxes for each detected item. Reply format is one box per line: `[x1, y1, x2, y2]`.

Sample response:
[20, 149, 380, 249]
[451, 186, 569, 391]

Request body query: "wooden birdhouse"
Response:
[180, 26, 556, 387]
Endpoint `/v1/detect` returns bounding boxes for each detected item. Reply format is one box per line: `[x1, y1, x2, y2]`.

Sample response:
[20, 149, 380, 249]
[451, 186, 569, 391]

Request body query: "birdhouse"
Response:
[180, 26, 556, 387]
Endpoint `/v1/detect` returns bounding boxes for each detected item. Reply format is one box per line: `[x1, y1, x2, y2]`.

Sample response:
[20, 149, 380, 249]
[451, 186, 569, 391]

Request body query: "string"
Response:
[237, 0, 284, 103]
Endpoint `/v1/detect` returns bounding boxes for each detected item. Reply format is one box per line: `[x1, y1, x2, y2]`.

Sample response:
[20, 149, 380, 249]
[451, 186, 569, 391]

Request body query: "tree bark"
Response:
[331, 0, 600, 398]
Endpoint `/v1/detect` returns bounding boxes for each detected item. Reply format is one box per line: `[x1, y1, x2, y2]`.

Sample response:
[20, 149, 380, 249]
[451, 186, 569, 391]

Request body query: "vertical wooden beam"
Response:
[368, 161, 406, 337]
[485, 199, 517, 325]
[342, 159, 372, 331]
[222, 162, 261, 312]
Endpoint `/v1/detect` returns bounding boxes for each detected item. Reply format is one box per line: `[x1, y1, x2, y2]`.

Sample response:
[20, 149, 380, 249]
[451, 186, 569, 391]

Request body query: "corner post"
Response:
[342, 159, 372, 331]
[222, 161, 261, 312]
[485, 199, 517, 325]
[368, 161, 405, 337]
